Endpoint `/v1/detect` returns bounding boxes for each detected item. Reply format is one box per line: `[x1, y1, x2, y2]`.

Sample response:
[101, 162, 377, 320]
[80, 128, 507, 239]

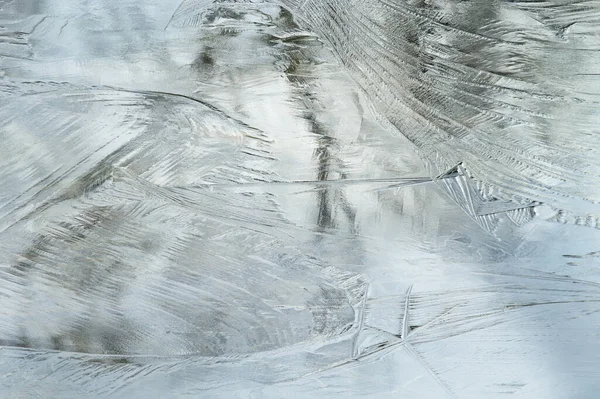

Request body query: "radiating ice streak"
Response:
[281, 0, 600, 230]
[0, 82, 278, 233]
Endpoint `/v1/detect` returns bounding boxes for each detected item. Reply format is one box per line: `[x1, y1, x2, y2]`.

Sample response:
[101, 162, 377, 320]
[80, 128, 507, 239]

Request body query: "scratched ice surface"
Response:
[1, 0, 599, 397]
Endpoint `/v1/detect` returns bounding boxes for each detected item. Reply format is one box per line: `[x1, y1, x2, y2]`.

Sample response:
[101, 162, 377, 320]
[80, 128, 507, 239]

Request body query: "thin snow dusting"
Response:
[0, 0, 599, 398]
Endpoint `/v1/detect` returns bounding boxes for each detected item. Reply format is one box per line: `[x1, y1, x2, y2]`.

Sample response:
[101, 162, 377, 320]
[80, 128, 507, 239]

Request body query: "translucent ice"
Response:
[1, 0, 600, 398]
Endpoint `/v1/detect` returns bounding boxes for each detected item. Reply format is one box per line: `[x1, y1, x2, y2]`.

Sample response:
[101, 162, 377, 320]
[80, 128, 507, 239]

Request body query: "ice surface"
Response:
[1, 0, 600, 398]
[283, 0, 600, 229]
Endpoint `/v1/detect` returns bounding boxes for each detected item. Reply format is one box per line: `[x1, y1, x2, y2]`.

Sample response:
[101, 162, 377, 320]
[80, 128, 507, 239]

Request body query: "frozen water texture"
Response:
[282, 0, 600, 228]
[0, 0, 599, 397]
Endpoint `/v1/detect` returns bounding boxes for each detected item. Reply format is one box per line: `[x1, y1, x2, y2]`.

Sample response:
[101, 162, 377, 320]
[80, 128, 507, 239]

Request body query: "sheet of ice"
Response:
[1, 0, 599, 398]
[282, 0, 600, 230]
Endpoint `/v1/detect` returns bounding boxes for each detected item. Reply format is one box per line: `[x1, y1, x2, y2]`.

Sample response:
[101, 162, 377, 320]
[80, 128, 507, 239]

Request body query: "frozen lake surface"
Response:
[1, 0, 599, 397]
